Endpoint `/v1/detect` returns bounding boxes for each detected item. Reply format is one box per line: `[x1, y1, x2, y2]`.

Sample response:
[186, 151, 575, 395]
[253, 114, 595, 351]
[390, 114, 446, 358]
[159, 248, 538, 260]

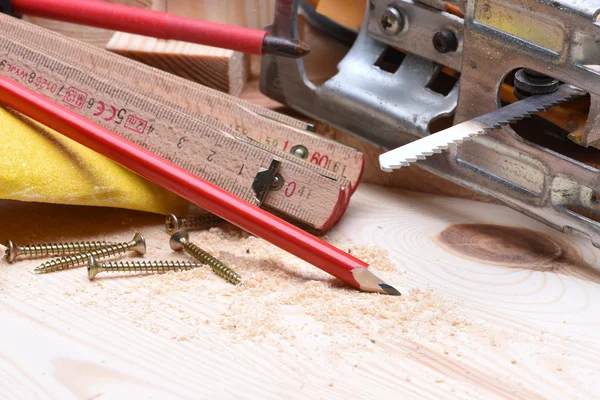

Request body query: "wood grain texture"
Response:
[164, 0, 275, 81]
[22, 0, 155, 47]
[106, 32, 248, 96]
[166, 0, 275, 30]
[1, 184, 599, 399]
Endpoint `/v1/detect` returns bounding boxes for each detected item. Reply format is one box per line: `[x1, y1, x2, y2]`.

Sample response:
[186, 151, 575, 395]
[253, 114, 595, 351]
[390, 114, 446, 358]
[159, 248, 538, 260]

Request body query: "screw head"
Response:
[290, 145, 309, 159]
[131, 233, 147, 255]
[5, 240, 19, 263]
[380, 6, 404, 36]
[87, 255, 100, 280]
[433, 29, 458, 53]
[169, 230, 189, 251]
[165, 214, 182, 235]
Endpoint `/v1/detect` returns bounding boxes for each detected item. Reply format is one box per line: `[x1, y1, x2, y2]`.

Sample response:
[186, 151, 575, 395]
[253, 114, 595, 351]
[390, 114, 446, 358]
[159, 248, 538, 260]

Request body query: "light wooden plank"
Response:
[166, 0, 275, 30]
[106, 32, 248, 96]
[1, 184, 598, 399]
[164, 0, 274, 79]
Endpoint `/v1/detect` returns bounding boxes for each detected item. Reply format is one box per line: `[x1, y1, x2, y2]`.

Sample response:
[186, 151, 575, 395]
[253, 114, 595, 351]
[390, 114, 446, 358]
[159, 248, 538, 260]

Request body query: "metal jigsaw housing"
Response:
[260, 0, 600, 247]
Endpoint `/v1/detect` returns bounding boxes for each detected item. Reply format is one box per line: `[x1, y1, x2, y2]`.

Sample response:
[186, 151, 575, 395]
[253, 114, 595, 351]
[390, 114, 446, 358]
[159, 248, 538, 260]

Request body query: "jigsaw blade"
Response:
[379, 85, 584, 171]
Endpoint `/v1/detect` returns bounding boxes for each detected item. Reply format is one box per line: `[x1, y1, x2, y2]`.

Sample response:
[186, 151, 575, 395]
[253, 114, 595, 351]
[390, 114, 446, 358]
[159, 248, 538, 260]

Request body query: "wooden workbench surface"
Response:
[1, 16, 599, 398]
[1, 184, 599, 399]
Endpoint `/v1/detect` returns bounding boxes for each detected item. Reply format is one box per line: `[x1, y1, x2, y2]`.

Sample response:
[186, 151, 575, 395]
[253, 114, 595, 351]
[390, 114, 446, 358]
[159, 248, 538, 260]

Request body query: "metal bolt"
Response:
[433, 30, 458, 53]
[380, 6, 404, 36]
[4, 239, 117, 263]
[87, 254, 204, 280]
[35, 233, 146, 274]
[290, 145, 309, 159]
[165, 213, 224, 235]
[169, 230, 242, 285]
[513, 68, 559, 99]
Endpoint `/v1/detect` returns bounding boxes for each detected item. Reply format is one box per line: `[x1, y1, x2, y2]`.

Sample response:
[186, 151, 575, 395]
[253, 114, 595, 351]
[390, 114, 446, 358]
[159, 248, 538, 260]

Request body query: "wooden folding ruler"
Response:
[0, 14, 364, 230]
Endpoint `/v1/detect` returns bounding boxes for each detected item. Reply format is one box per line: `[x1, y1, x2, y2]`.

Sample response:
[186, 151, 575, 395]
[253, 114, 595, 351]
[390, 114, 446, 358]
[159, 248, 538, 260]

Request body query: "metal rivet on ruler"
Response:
[290, 144, 309, 159]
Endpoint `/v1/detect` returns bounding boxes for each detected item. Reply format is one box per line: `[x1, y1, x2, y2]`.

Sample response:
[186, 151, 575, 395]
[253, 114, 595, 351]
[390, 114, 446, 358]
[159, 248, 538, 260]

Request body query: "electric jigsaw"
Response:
[260, 0, 600, 247]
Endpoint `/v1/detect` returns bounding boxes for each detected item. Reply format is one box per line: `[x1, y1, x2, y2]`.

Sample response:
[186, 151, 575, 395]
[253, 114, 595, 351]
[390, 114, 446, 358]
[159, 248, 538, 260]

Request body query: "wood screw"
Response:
[87, 255, 204, 280]
[4, 240, 117, 263]
[169, 230, 242, 285]
[35, 233, 146, 274]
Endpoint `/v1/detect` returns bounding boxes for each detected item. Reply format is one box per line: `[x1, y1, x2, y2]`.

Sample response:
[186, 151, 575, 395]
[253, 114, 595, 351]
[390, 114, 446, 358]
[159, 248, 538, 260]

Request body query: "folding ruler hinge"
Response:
[252, 159, 283, 207]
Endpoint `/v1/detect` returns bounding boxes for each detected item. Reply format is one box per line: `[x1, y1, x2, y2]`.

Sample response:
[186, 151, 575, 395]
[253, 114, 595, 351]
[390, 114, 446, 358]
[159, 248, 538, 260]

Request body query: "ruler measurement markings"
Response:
[53, 59, 347, 188]
[5, 16, 363, 185]
[2, 22, 350, 228]
[214, 173, 224, 190]
[16, 17, 309, 131]
[0, 39, 342, 228]
[225, 177, 237, 198]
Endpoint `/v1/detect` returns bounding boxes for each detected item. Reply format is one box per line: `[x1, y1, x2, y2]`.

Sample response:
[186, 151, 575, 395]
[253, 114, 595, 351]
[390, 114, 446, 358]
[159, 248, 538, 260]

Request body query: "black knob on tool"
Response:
[514, 69, 559, 99]
[433, 30, 458, 53]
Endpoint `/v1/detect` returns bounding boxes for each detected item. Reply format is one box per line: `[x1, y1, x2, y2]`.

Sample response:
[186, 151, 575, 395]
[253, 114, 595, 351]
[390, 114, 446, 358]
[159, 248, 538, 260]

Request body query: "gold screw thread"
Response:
[35, 233, 146, 274]
[165, 213, 223, 234]
[170, 231, 241, 285]
[87, 257, 204, 280]
[184, 241, 242, 285]
[5, 240, 116, 263]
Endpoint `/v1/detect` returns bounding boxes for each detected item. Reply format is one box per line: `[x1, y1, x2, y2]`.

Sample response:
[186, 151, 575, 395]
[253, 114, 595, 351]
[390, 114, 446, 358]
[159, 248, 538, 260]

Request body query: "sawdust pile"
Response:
[69, 225, 477, 352]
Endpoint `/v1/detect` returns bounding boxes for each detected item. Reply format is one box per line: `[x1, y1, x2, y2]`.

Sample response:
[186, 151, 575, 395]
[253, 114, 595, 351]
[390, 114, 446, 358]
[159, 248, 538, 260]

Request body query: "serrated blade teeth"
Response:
[379, 85, 583, 171]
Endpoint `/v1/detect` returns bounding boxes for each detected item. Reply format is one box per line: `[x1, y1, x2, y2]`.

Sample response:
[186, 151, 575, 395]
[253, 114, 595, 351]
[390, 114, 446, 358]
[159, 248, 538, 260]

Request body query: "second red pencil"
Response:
[11, 0, 310, 58]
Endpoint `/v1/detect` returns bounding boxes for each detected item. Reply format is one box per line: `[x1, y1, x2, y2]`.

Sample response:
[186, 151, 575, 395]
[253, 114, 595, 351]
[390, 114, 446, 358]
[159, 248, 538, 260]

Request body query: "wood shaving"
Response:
[64, 224, 478, 359]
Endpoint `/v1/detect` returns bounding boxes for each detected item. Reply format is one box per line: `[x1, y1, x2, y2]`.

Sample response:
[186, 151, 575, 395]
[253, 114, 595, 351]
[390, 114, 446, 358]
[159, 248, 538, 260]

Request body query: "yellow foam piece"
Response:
[0, 106, 189, 215]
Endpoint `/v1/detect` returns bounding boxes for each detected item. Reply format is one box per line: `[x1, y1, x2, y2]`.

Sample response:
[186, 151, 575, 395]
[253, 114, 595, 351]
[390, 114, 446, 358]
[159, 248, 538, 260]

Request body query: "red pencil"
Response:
[0, 75, 400, 295]
[11, 0, 310, 58]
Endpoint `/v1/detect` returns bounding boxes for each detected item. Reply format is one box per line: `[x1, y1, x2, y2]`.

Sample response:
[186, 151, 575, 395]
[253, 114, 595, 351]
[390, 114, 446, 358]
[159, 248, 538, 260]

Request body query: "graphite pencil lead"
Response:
[262, 35, 311, 58]
[379, 283, 401, 296]
[351, 266, 401, 296]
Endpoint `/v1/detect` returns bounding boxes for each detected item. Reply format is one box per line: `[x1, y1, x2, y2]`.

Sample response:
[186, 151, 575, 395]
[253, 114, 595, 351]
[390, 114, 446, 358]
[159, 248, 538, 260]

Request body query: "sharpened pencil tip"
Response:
[379, 283, 401, 296]
[262, 35, 311, 58]
[352, 266, 400, 295]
